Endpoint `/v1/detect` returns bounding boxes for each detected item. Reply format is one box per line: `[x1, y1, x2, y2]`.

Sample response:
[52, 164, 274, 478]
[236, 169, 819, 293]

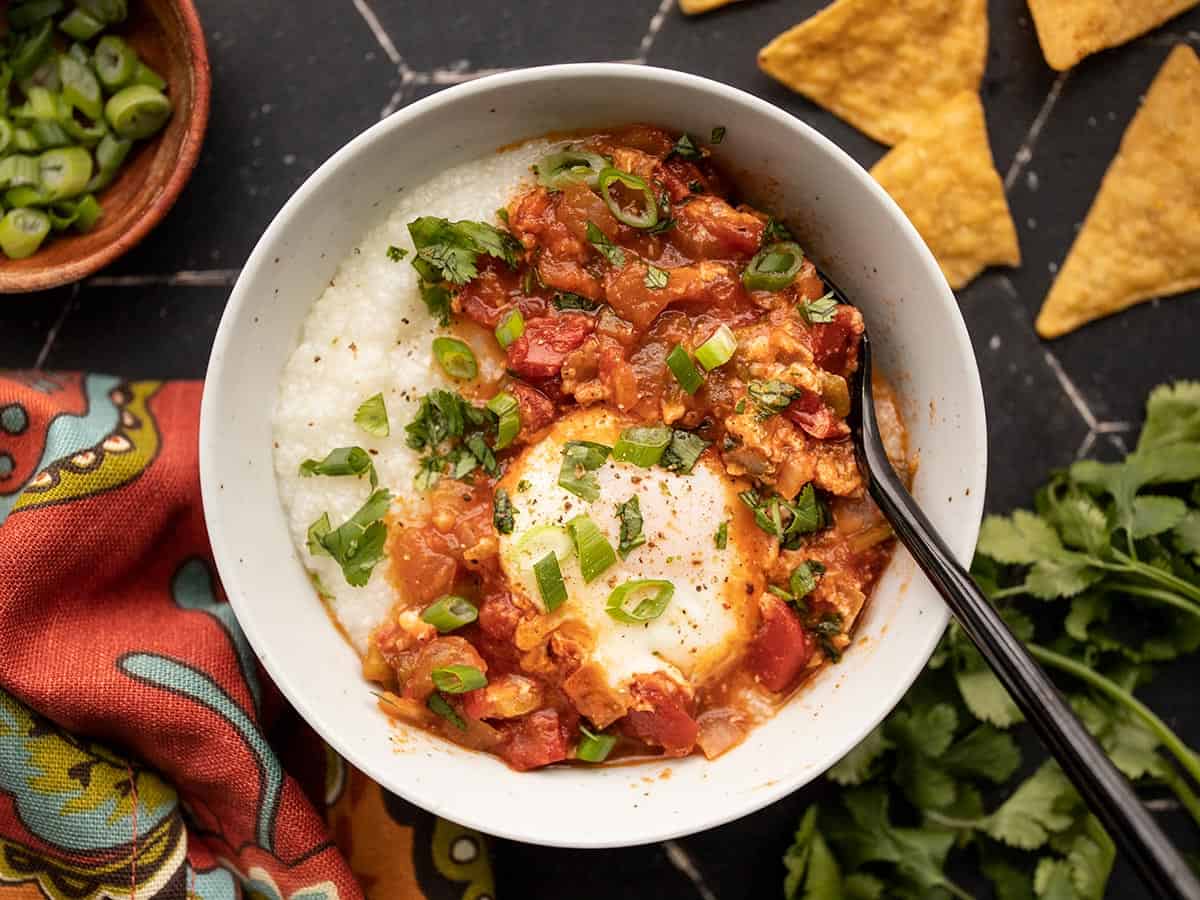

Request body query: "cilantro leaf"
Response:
[668, 132, 702, 160]
[941, 724, 1021, 783]
[307, 512, 331, 557]
[1131, 494, 1189, 539]
[1137, 380, 1200, 451]
[554, 292, 602, 311]
[710, 125, 726, 144]
[981, 852, 1036, 900]
[386, 244, 407, 261]
[407, 216, 521, 285]
[956, 665, 1025, 728]
[586, 221, 625, 267]
[977, 509, 1064, 564]
[764, 217, 794, 242]
[983, 762, 1078, 850]
[747, 379, 801, 418]
[644, 263, 669, 290]
[318, 489, 392, 587]
[660, 429, 710, 475]
[783, 807, 842, 900]
[558, 440, 611, 501]
[299, 446, 377, 488]
[615, 495, 646, 559]
[354, 393, 390, 437]
[405, 389, 497, 489]
[1174, 509, 1200, 562]
[828, 724, 891, 786]
[799, 292, 838, 324]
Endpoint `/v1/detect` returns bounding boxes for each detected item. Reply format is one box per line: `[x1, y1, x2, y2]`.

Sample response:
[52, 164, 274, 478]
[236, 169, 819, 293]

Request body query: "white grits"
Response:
[272, 139, 555, 653]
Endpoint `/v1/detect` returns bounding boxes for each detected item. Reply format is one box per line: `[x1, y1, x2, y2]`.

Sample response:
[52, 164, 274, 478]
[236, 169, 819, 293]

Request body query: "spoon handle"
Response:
[855, 339, 1200, 899]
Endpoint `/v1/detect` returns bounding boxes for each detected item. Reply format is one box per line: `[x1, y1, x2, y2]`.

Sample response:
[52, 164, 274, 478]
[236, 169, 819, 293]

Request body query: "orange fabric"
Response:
[0, 373, 494, 900]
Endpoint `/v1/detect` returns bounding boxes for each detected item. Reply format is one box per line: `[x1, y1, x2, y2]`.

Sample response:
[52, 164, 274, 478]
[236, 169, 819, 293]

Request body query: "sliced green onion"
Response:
[104, 84, 171, 140]
[743, 241, 804, 292]
[557, 440, 611, 501]
[5, 185, 49, 207]
[12, 129, 38, 152]
[494, 307, 525, 349]
[597, 166, 658, 229]
[431, 664, 487, 694]
[666, 344, 703, 395]
[534, 550, 568, 612]
[421, 595, 479, 633]
[93, 35, 138, 92]
[30, 119, 71, 149]
[566, 514, 617, 583]
[131, 62, 165, 90]
[70, 193, 101, 231]
[0, 155, 40, 189]
[39, 146, 92, 200]
[11, 21, 54, 80]
[486, 391, 520, 449]
[606, 579, 675, 625]
[534, 147, 609, 190]
[10, 0, 65, 30]
[58, 55, 102, 121]
[612, 425, 671, 468]
[12, 86, 58, 124]
[694, 324, 737, 371]
[0, 208, 50, 258]
[577, 724, 617, 762]
[427, 692, 467, 730]
[59, 8, 105, 40]
[715, 521, 728, 549]
[85, 132, 131, 192]
[432, 336, 478, 380]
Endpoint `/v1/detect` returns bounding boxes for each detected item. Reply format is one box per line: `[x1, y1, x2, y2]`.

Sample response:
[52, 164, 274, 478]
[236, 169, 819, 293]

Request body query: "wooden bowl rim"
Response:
[0, 0, 212, 293]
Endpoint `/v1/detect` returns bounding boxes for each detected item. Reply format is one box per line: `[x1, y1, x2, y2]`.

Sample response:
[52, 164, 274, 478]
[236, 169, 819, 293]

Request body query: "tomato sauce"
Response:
[368, 126, 907, 770]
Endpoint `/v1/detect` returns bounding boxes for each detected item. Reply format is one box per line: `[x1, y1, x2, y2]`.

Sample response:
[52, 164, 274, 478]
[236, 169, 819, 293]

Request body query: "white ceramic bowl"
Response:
[200, 64, 987, 848]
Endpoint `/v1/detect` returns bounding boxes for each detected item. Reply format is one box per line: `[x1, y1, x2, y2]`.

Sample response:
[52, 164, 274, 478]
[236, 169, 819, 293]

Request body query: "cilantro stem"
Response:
[1029, 644, 1200, 787]
[988, 584, 1030, 600]
[938, 877, 976, 900]
[1155, 766, 1200, 830]
[1103, 581, 1200, 619]
[1113, 551, 1200, 605]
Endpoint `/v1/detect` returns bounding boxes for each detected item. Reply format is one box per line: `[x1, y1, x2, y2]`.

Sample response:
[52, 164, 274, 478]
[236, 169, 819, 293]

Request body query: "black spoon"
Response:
[847, 326, 1200, 899]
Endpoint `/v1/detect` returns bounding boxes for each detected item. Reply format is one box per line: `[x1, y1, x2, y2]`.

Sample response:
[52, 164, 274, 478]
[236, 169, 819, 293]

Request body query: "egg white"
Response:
[497, 408, 767, 702]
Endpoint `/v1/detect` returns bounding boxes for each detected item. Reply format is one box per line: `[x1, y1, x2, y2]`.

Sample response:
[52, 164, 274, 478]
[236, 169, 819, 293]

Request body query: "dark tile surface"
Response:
[5, 0, 1200, 897]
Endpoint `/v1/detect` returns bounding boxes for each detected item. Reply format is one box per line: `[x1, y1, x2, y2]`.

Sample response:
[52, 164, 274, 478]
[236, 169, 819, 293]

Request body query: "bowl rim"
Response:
[0, 0, 212, 293]
[201, 62, 986, 847]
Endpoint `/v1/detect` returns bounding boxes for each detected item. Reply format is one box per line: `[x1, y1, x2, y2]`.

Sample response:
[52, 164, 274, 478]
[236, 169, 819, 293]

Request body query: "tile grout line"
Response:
[662, 840, 720, 900]
[34, 283, 79, 369]
[637, 0, 677, 63]
[349, 0, 404, 67]
[1043, 350, 1099, 430]
[84, 269, 242, 288]
[1003, 71, 1069, 191]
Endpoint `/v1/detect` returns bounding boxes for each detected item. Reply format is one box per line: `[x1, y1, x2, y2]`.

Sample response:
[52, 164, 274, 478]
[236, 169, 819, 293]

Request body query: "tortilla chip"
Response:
[870, 92, 1020, 290]
[757, 0, 987, 146]
[1037, 45, 1200, 338]
[679, 0, 743, 14]
[1027, 0, 1200, 71]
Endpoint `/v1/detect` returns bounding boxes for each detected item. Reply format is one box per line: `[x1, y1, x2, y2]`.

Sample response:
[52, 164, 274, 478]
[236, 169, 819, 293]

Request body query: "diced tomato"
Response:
[400, 637, 487, 702]
[505, 380, 557, 436]
[505, 313, 595, 380]
[605, 260, 742, 330]
[810, 306, 863, 377]
[624, 677, 699, 757]
[748, 595, 815, 693]
[672, 196, 765, 259]
[654, 157, 710, 202]
[784, 389, 850, 440]
[462, 674, 544, 721]
[389, 526, 459, 606]
[497, 709, 569, 770]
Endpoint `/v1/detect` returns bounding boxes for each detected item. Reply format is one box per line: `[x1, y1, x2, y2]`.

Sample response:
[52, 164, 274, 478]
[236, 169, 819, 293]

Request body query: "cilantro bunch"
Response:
[785, 382, 1200, 900]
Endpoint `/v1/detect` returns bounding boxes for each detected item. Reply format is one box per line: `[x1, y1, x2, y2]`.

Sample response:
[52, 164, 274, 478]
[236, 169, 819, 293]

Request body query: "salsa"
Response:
[360, 125, 908, 770]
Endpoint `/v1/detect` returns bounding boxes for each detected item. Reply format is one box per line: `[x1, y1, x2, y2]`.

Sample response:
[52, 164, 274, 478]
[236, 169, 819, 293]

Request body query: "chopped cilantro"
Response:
[310, 489, 392, 587]
[558, 440, 612, 501]
[747, 379, 802, 418]
[714, 520, 728, 550]
[660, 429, 710, 475]
[493, 487, 514, 535]
[299, 446, 377, 488]
[710, 125, 726, 144]
[586, 221, 625, 267]
[739, 484, 827, 550]
[764, 217, 794, 242]
[386, 244, 407, 262]
[554, 292, 602, 311]
[354, 393, 390, 437]
[669, 132, 702, 160]
[405, 389, 497, 489]
[644, 264, 669, 290]
[799, 291, 839, 325]
[616, 495, 646, 559]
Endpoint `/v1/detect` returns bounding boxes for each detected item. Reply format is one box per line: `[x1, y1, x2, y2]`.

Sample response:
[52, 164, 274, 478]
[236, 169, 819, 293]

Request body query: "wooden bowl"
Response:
[0, 0, 211, 292]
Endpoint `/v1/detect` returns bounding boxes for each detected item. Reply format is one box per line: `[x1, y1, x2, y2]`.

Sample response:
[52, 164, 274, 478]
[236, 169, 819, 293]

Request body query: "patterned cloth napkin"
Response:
[0, 373, 496, 900]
